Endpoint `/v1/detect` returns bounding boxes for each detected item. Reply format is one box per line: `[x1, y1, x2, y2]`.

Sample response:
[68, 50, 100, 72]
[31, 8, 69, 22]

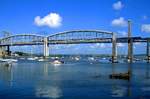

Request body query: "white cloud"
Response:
[113, 1, 124, 10]
[111, 17, 127, 27]
[34, 13, 62, 28]
[142, 24, 150, 33]
[143, 15, 148, 20]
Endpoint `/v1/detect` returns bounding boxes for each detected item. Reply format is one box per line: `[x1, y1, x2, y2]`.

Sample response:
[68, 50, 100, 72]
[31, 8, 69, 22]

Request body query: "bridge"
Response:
[0, 21, 150, 63]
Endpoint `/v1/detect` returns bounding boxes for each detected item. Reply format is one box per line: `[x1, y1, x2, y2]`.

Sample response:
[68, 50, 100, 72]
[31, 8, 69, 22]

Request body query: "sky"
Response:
[0, 0, 150, 54]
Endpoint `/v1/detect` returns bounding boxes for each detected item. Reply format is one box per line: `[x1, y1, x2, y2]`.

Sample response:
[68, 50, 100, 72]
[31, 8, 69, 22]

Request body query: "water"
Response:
[0, 58, 150, 99]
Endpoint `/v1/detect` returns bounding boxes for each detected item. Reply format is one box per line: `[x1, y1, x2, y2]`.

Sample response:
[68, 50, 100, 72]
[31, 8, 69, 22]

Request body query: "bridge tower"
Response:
[147, 39, 150, 63]
[112, 33, 117, 63]
[44, 37, 49, 57]
[127, 20, 133, 63]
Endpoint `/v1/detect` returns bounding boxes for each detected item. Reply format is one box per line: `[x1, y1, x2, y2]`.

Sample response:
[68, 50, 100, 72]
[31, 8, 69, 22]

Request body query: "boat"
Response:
[88, 57, 95, 61]
[75, 57, 80, 61]
[99, 57, 109, 63]
[50, 60, 64, 66]
[27, 56, 39, 60]
[109, 58, 119, 63]
[109, 71, 130, 80]
[0, 58, 18, 63]
[27, 57, 36, 60]
[34, 57, 39, 60]
[20, 57, 25, 60]
[38, 58, 44, 62]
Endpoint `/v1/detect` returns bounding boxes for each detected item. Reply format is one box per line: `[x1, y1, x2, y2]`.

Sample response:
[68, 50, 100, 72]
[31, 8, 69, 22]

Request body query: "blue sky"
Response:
[0, 0, 150, 54]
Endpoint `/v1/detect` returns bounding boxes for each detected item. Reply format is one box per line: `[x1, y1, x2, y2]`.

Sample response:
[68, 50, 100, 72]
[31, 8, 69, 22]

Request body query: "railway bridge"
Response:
[0, 21, 150, 63]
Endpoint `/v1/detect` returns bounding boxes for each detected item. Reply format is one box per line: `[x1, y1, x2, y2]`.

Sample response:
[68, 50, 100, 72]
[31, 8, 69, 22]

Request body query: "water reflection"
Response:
[141, 64, 150, 92]
[35, 86, 62, 99]
[35, 63, 63, 99]
[110, 63, 132, 98]
[0, 59, 150, 98]
[43, 63, 48, 77]
[111, 86, 127, 97]
[0, 63, 14, 87]
[146, 63, 150, 79]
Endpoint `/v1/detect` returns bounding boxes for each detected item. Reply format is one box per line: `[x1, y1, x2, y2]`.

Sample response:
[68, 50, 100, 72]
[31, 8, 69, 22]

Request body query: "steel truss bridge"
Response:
[0, 30, 150, 63]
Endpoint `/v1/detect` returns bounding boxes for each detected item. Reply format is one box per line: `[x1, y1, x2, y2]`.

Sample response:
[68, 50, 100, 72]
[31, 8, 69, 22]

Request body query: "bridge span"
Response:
[0, 29, 150, 63]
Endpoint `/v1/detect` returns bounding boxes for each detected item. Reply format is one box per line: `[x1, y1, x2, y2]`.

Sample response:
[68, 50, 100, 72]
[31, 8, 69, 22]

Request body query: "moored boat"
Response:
[50, 59, 64, 66]
[0, 58, 18, 63]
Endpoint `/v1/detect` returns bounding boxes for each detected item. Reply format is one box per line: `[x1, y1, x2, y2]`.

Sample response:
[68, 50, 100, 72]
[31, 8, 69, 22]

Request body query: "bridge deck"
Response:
[0, 37, 149, 46]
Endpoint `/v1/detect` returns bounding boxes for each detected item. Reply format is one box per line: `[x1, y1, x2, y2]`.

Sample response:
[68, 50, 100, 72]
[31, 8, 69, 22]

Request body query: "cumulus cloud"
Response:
[111, 17, 127, 27]
[113, 1, 124, 10]
[141, 24, 150, 33]
[34, 13, 62, 28]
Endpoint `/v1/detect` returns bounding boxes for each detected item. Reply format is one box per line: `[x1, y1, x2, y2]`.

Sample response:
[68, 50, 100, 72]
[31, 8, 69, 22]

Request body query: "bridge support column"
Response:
[44, 37, 49, 57]
[112, 33, 117, 63]
[0, 46, 5, 57]
[127, 39, 133, 63]
[0, 46, 10, 57]
[127, 20, 133, 63]
[6, 45, 11, 56]
[147, 39, 150, 63]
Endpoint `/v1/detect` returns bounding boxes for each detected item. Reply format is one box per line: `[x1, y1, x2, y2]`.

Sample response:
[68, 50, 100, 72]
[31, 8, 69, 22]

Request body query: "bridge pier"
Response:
[6, 45, 11, 56]
[0, 46, 11, 57]
[127, 20, 133, 63]
[147, 39, 150, 63]
[0, 46, 5, 57]
[127, 39, 133, 63]
[44, 37, 49, 57]
[112, 33, 117, 63]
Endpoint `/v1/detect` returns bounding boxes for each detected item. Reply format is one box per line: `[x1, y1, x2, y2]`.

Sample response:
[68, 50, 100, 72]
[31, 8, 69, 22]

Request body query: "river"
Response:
[0, 57, 149, 99]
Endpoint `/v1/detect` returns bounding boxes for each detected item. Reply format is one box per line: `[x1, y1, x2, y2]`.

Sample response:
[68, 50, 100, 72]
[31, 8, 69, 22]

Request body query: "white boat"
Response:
[99, 58, 109, 63]
[38, 59, 44, 62]
[88, 57, 95, 61]
[34, 57, 39, 60]
[20, 57, 25, 60]
[75, 57, 80, 61]
[0, 58, 18, 63]
[50, 60, 64, 66]
[102, 57, 106, 60]
[27, 57, 36, 60]
[27, 56, 39, 60]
